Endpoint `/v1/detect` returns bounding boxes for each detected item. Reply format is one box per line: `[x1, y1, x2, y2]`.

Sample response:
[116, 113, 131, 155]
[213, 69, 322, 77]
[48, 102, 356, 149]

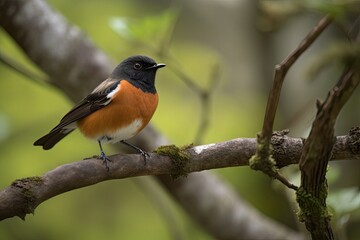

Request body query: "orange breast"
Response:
[77, 80, 158, 141]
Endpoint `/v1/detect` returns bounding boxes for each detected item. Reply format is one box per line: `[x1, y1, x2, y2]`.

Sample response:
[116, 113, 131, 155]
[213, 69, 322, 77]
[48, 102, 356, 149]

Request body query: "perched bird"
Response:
[34, 55, 165, 170]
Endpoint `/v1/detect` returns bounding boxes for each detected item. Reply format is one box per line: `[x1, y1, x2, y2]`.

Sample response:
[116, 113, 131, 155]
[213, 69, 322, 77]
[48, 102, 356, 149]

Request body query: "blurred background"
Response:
[0, 0, 359, 239]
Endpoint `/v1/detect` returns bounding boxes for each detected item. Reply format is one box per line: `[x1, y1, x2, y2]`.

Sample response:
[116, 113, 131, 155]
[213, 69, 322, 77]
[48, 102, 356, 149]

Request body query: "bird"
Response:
[34, 55, 165, 171]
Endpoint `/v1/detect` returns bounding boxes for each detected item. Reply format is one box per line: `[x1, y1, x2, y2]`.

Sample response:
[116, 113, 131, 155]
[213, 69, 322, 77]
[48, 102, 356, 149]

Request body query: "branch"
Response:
[159, 54, 219, 144]
[158, 173, 304, 240]
[0, 0, 113, 101]
[261, 15, 333, 141]
[297, 67, 359, 239]
[1, 132, 359, 222]
[295, 14, 360, 239]
[250, 15, 333, 189]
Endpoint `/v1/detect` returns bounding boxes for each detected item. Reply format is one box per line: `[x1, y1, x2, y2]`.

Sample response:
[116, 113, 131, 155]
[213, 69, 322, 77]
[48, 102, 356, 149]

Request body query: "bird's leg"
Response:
[97, 140, 111, 171]
[120, 140, 149, 165]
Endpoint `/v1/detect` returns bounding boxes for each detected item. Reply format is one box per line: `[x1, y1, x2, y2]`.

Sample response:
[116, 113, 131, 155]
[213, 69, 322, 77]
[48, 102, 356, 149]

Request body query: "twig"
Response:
[166, 61, 205, 95]
[250, 15, 333, 190]
[194, 62, 220, 144]
[0, 51, 49, 85]
[261, 15, 332, 140]
[159, 54, 219, 145]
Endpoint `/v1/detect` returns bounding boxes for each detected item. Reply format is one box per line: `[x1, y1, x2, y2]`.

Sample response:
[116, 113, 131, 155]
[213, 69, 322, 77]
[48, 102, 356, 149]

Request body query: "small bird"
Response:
[34, 55, 165, 170]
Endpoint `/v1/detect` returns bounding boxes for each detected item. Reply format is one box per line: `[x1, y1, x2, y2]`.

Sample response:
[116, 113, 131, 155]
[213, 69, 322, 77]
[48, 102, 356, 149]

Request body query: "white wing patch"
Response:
[106, 84, 121, 99]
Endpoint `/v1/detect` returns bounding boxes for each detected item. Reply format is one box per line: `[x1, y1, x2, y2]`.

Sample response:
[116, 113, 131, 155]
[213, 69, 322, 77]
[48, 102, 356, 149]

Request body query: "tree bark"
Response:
[297, 68, 359, 239]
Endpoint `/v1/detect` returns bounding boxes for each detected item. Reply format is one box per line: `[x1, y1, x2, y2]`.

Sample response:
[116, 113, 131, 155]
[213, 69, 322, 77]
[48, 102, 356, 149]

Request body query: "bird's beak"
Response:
[146, 63, 166, 70]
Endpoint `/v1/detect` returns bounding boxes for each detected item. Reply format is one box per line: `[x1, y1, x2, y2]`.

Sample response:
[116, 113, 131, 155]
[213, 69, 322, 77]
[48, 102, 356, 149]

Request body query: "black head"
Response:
[110, 55, 165, 93]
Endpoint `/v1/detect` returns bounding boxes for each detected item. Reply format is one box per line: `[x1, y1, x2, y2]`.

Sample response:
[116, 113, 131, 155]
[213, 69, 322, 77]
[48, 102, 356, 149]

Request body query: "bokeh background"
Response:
[0, 0, 359, 239]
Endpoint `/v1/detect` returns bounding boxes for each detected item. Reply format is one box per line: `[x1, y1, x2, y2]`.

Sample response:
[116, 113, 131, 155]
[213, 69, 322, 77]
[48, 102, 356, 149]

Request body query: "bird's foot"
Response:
[120, 140, 150, 165]
[139, 149, 150, 165]
[97, 151, 111, 172]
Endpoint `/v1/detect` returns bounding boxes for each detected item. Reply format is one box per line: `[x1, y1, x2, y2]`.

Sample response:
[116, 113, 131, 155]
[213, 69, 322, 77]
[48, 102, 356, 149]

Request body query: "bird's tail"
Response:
[34, 128, 75, 150]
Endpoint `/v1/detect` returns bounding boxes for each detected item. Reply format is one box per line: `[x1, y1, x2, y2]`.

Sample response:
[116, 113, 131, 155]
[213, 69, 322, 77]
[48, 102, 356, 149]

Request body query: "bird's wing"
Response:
[34, 78, 121, 150]
[50, 78, 121, 132]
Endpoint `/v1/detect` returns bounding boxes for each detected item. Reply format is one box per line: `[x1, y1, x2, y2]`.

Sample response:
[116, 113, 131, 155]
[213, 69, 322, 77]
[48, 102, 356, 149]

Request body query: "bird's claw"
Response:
[139, 150, 150, 165]
[98, 151, 111, 172]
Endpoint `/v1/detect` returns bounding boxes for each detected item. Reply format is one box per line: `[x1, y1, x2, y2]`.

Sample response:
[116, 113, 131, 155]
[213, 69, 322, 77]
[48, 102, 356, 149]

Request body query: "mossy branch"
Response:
[1, 132, 359, 221]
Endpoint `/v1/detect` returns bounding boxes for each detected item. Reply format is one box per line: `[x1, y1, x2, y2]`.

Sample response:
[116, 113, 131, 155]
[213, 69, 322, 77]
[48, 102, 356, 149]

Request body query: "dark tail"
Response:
[34, 129, 74, 150]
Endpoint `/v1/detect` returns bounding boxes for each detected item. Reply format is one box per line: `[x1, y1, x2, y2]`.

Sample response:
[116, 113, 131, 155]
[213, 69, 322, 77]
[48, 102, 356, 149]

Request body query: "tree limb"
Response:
[158, 173, 304, 240]
[297, 66, 359, 239]
[0, 0, 112, 100]
[1, 132, 359, 222]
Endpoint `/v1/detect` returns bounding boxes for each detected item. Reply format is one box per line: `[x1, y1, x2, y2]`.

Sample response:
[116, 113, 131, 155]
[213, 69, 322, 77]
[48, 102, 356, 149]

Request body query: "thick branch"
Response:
[297, 66, 359, 239]
[0, 0, 112, 100]
[1, 133, 359, 221]
[158, 173, 303, 240]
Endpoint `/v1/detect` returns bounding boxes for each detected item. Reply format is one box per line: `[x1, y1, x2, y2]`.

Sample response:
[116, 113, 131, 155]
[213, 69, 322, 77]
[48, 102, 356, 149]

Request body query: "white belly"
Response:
[98, 118, 143, 143]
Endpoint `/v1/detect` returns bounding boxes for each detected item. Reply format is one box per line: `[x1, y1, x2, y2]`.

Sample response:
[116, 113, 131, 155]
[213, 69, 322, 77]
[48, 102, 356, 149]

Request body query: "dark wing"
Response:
[34, 79, 120, 150]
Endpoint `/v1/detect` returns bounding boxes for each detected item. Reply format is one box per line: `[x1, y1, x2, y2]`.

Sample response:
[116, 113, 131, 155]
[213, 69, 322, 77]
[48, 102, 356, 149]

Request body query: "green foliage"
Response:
[296, 184, 332, 223]
[109, 9, 178, 50]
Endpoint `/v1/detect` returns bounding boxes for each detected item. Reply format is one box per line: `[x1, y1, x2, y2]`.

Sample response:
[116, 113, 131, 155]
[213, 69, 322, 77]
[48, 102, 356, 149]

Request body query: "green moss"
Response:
[155, 144, 192, 178]
[12, 176, 44, 188]
[296, 185, 332, 224]
[249, 134, 277, 177]
[12, 176, 44, 215]
[249, 154, 277, 174]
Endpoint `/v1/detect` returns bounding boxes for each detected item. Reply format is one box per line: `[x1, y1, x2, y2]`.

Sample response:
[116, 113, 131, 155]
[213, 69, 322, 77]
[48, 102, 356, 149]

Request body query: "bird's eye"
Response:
[133, 63, 142, 70]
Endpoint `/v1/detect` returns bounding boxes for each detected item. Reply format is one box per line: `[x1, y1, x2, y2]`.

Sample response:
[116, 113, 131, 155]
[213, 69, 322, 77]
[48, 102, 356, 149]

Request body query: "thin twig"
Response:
[194, 62, 220, 144]
[273, 172, 298, 191]
[157, 52, 219, 145]
[167, 62, 205, 95]
[0, 51, 49, 85]
[261, 15, 333, 141]
[250, 15, 333, 190]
